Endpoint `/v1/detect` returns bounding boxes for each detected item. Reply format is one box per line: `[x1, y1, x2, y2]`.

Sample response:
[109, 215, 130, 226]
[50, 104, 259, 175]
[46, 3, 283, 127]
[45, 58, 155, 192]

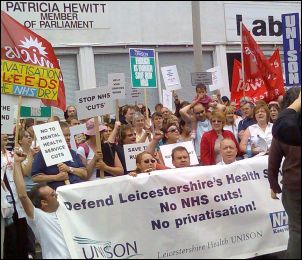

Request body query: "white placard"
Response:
[162, 89, 173, 112]
[75, 87, 114, 120]
[161, 65, 181, 91]
[160, 141, 199, 168]
[69, 124, 87, 152]
[108, 73, 126, 99]
[1, 96, 15, 134]
[56, 156, 288, 259]
[123, 143, 149, 171]
[33, 121, 72, 166]
[207, 66, 223, 92]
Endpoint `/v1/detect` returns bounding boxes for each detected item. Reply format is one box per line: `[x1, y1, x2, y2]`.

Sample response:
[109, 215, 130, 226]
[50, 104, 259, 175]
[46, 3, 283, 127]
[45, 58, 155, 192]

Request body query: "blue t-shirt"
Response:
[31, 149, 85, 190]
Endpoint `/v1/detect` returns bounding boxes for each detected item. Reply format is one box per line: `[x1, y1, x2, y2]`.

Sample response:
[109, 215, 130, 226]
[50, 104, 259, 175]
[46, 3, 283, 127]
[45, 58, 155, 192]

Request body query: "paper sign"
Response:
[162, 89, 173, 112]
[123, 143, 149, 171]
[129, 48, 157, 88]
[1, 96, 15, 134]
[20, 106, 52, 118]
[75, 87, 114, 120]
[108, 73, 125, 99]
[161, 65, 181, 91]
[69, 124, 87, 152]
[160, 141, 199, 168]
[33, 121, 72, 166]
[1, 59, 60, 100]
[191, 72, 213, 86]
[207, 66, 223, 91]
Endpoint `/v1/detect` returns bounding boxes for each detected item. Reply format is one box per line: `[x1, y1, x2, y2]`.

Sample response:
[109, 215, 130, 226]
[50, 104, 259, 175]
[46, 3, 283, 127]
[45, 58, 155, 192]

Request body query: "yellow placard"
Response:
[1, 59, 60, 100]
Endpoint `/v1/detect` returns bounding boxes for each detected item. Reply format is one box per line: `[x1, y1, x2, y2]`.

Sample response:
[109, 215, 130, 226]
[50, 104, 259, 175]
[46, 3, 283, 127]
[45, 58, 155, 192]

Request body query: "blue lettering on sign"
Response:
[281, 13, 301, 86]
[129, 48, 155, 58]
[13, 85, 37, 97]
[269, 211, 288, 228]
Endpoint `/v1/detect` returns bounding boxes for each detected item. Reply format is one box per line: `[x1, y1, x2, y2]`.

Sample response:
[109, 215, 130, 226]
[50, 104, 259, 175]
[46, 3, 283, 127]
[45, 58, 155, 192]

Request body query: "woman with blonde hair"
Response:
[223, 106, 242, 142]
[200, 111, 240, 165]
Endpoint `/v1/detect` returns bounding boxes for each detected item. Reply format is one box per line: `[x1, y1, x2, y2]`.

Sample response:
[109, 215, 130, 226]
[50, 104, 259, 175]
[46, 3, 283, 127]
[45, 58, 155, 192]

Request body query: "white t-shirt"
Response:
[77, 144, 97, 181]
[248, 123, 273, 150]
[27, 207, 71, 259]
[1, 151, 26, 219]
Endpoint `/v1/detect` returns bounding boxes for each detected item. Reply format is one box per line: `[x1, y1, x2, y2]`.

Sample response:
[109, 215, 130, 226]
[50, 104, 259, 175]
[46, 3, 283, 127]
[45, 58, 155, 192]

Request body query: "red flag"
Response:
[242, 24, 274, 79]
[1, 11, 66, 111]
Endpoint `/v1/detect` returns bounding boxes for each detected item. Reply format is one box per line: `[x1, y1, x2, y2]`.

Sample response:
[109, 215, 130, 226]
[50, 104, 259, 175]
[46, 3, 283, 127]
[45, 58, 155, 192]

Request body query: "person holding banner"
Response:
[31, 122, 87, 190]
[13, 150, 71, 259]
[77, 119, 124, 179]
[128, 151, 157, 177]
[200, 111, 240, 166]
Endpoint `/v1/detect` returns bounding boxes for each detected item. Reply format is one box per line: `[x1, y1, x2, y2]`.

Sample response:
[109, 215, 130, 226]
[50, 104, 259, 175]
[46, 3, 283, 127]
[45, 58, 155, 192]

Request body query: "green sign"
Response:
[129, 48, 157, 88]
[20, 106, 51, 118]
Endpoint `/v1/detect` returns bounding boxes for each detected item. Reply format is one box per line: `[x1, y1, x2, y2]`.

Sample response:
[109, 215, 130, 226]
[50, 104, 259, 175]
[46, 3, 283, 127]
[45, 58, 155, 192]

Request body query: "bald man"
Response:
[217, 138, 237, 165]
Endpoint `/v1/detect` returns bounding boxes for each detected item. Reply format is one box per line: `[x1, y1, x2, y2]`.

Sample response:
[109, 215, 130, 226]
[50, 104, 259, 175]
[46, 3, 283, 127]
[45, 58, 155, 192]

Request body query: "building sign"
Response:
[282, 13, 301, 87]
[1, 1, 109, 29]
[129, 48, 157, 88]
[225, 3, 301, 42]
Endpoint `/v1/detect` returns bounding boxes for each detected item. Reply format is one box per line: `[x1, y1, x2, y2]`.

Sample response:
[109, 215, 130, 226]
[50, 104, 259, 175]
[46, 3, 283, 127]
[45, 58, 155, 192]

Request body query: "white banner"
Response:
[33, 121, 72, 166]
[160, 141, 199, 168]
[108, 73, 126, 99]
[69, 124, 87, 152]
[162, 89, 173, 112]
[57, 156, 288, 259]
[75, 87, 114, 120]
[123, 143, 149, 171]
[1, 96, 15, 134]
[161, 65, 181, 91]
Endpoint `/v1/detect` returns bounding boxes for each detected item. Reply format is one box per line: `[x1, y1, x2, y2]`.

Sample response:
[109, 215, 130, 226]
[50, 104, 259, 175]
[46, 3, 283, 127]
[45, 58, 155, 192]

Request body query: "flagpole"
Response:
[240, 22, 246, 98]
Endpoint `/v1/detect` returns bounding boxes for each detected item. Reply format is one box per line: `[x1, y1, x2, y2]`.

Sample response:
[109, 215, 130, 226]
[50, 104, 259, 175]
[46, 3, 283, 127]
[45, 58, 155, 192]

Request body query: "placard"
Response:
[75, 87, 114, 120]
[1, 96, 15, 134]
[123, 143, 149, 171]
[108, 73, 126, 99]
[160, 141, 199, 168]
[162, 89, 173, 112]
[33, 121, 72, 166]
[207, 66, 223, 91]
[69, 124, 87, 152]
[191, 72, 213, 86]
[161, 65, 181, 91]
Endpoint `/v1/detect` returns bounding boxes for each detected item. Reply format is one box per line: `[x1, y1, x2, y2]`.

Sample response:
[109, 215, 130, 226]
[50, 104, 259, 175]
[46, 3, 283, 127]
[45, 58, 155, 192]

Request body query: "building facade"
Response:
[1, 1, 301, 115]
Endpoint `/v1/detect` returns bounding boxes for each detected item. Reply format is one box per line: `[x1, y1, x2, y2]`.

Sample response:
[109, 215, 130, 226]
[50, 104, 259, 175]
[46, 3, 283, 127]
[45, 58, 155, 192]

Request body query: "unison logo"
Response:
[73, 237, 142, 259]
[269, 211, 288, 234]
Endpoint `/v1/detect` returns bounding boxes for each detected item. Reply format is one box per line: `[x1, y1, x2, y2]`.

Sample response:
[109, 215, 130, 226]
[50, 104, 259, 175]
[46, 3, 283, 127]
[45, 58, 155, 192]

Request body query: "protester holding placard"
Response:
[128, 151, 157, 177]
[31, 122, 87, 190]
[13, 151, 71, 259]
[200, 111, 240, 165]
[77, 119, 124, 179]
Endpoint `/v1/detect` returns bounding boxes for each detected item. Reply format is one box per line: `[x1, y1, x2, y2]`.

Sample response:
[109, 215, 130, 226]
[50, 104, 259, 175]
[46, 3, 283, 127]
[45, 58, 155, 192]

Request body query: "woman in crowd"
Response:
[240, 101, 273, 156]
[128, 151, 157, 177]
[77, 118, 124, 179]
[268, 101, 280, 123]
[200, 111, 240, 165]
[179, 120, 192, 142]
[223, 106, 242, 142]
[132, 112, 152, 143]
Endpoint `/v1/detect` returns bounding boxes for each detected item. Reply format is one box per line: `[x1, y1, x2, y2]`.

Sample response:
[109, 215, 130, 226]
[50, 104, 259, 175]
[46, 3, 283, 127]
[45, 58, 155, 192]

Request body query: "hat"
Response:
[84, 118, 107, 136]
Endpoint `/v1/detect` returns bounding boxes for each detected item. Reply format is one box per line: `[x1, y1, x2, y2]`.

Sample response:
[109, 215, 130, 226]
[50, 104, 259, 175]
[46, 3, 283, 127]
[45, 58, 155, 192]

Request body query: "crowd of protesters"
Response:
[1, 84, 300, 259]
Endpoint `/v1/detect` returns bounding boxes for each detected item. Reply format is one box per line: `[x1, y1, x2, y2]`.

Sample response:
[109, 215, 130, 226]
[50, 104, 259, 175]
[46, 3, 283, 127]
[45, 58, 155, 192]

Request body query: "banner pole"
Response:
[115, 100, 119, 122]
[94, 116, 104, 179]
[14, 96, 22, 148]
[240, 22, 246, 98]
[144, 88, 149, 125]
[33, 119, 37, 147]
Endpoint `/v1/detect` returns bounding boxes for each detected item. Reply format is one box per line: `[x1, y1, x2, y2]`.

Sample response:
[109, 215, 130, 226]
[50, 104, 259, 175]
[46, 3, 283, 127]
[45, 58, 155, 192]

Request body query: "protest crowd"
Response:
[1, 5, 301, 260]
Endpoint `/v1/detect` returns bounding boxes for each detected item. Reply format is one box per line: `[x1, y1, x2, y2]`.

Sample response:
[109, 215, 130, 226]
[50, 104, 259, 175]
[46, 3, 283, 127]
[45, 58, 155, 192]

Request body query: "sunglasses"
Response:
[143, 159, 156, 164]
[194, 110, 205, 115]
[167, 128, 179, 133]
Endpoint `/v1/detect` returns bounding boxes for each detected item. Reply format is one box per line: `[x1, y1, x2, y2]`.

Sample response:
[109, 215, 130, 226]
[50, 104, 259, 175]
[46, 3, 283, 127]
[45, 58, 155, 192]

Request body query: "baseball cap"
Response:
[84, 118, 107, 136]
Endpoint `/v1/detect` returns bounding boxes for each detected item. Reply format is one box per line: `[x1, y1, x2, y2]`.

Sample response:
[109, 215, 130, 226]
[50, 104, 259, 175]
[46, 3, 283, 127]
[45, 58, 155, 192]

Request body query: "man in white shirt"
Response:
[13, 150, 70, 259]
[216, 138, 237, 165]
